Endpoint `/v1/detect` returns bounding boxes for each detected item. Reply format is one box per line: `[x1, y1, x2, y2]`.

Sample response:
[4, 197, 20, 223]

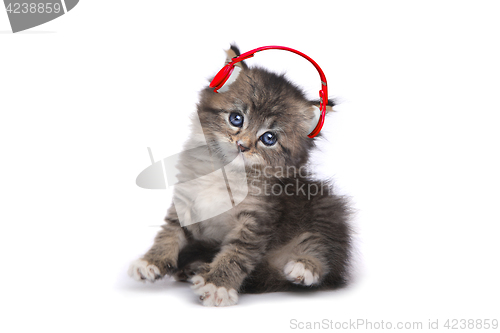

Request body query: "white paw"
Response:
[284, 261, 319, 286]
[128, 259, 162, 282]
[190, 275, 238, 307]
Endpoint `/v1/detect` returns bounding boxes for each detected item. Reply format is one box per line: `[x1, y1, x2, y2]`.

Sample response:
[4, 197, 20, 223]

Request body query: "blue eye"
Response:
[260, 132, 277, 146]
[229, 113, 244, 127]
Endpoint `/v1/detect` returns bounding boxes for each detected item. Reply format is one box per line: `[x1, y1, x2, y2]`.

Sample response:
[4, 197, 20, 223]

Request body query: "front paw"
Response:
[128, 259, 162, 282]
[190, 275, 238, 307]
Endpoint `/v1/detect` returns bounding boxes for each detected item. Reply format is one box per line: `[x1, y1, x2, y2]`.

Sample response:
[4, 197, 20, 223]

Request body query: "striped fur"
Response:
[129, 45, 352, 305]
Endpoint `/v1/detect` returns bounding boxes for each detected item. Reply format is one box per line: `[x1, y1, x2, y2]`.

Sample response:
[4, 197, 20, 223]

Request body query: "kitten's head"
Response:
[196, 45, 333, 176]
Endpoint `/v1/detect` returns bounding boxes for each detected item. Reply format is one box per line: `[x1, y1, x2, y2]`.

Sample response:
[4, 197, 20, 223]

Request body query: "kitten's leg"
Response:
[128, 207, 187, 282]
[191, 213, 269, 306]
[269, 232, 328, 286]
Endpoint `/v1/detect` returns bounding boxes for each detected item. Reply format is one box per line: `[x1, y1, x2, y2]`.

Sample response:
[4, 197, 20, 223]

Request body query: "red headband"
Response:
[210, 46, 328, 138]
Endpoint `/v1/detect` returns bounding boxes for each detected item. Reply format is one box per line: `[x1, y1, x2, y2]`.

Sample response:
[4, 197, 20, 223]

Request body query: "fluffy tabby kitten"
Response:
[128, 45, 352, 306]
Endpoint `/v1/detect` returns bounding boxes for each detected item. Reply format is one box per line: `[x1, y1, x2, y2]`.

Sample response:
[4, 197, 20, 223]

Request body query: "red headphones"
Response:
[209, 46, 328, 138]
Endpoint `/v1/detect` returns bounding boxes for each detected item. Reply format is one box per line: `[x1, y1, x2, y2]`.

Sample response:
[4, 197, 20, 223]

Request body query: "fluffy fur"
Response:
[129, 45, 352, 306]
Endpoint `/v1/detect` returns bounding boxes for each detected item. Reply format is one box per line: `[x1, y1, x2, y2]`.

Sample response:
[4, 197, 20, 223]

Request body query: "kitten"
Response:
[128, 45, 352, 306]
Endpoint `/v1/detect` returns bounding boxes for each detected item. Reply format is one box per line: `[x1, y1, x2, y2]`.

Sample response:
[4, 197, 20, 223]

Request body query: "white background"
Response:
[1, 1, 499, 332]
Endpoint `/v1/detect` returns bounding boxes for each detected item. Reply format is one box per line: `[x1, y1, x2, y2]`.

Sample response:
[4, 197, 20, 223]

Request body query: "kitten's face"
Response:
[196, 66, 320, 175]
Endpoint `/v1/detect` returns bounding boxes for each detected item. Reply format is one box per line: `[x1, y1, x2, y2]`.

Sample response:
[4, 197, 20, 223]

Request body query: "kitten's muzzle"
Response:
[236, 140, 250, 153]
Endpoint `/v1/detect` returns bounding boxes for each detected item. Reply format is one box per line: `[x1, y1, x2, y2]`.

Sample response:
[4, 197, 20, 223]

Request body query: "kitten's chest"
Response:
[174, 170, 239, 242]
[173, 149, 251, 241]
[185, 192, 267, 243]
[186, 213, 236, 243]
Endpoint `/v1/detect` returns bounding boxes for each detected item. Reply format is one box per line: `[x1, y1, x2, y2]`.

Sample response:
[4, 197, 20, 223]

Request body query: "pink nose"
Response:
[236, 141, 249, 152]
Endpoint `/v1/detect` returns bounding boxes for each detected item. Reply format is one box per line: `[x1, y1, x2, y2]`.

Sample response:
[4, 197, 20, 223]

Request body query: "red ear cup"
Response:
[210, 64, 235, 93]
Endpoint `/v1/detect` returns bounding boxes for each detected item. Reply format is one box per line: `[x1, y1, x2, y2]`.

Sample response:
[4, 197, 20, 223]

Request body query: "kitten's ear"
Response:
[216, 44, 248, 93]
[307, 100, 335, 134]
[225, 44, 248, 70]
